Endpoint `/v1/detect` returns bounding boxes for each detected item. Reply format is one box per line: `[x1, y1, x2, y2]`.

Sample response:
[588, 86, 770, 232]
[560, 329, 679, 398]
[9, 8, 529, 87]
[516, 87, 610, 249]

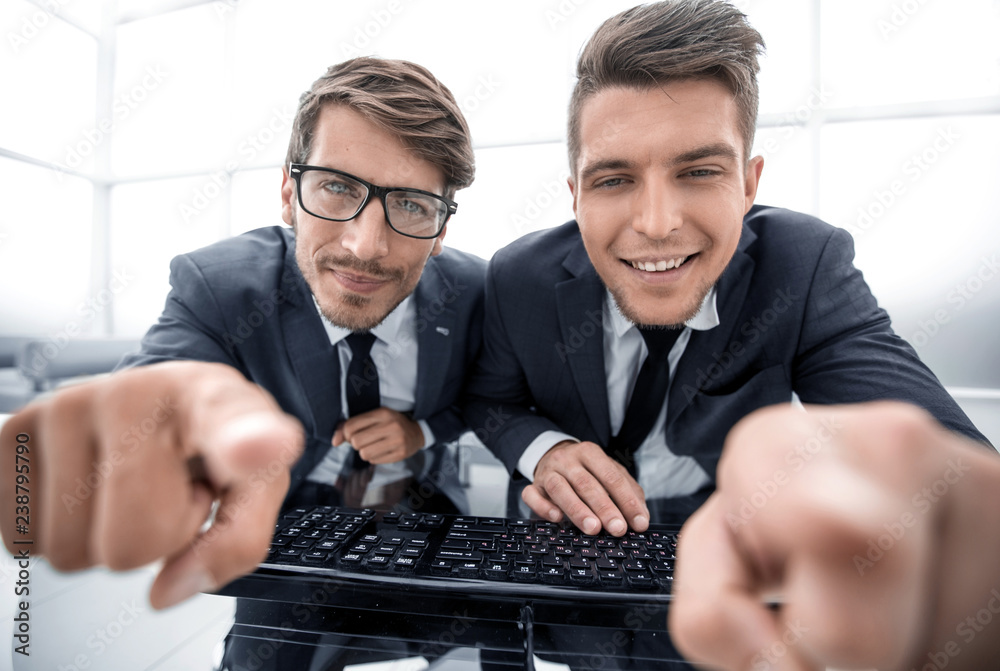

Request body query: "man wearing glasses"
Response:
[0, 57, 485, 610]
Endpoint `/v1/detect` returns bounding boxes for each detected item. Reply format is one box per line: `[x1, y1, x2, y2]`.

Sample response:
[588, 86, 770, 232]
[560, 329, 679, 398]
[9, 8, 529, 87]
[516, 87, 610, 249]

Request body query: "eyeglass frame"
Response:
[288, 163, 457, 240]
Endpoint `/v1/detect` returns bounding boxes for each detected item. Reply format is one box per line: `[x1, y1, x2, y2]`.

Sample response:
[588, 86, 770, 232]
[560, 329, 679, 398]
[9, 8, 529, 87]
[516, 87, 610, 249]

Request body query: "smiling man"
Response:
[0, 57, 486, 610]
[463, 0, 987, 538]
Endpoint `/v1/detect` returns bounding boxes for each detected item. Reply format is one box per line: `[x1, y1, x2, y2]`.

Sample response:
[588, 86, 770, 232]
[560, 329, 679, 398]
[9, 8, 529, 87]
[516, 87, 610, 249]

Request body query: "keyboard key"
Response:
[627, 572, 654, 589]
[365, 555, 391, 568]
[394, 556, 417, 569]
[483, 566, 509, 581]
[599, 570, 624, 586]
[455, 561, 481, 577]
[429, 559, 452, 574]
[539, 567, 565, 583]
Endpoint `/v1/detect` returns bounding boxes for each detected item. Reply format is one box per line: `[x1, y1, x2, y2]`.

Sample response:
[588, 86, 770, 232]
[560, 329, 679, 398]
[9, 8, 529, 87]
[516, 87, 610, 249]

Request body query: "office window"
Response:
[449, 142, 572, 261]
[820, 114, 1000, 388]
[0, 0, 97, 171]
[822, 0, 1000, 109]
[113, 4, 229, 179]
[0, 157, 93, 335]
[110, 176, 229, 335]
[231, 167, 285, 236]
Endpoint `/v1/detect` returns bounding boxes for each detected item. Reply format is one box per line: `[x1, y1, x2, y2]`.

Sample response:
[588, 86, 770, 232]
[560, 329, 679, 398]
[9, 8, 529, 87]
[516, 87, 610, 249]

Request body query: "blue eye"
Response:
[595, 177, 625, 189]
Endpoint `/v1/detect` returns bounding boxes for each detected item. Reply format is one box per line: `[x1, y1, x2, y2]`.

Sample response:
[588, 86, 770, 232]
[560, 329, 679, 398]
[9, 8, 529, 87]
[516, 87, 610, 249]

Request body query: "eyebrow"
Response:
[578, 159, 635, 183]
[670, 143, 741, 166]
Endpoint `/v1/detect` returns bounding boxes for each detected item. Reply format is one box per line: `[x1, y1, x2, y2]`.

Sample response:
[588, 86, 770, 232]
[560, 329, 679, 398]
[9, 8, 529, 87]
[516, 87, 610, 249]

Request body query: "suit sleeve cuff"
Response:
[517, 431, 578, 482]
[418, 419, 436, 449]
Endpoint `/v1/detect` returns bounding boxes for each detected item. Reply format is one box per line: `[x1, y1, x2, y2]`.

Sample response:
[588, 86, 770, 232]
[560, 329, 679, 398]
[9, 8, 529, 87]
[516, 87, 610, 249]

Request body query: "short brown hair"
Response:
[568, 0, 765, 175]
[286, 57, 475, 198]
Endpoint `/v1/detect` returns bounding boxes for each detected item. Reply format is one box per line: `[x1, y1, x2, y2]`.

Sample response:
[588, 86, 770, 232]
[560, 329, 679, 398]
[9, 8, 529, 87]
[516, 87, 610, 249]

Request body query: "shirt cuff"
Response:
[417, 419, 436, 449]
[517, 430, 579, 482]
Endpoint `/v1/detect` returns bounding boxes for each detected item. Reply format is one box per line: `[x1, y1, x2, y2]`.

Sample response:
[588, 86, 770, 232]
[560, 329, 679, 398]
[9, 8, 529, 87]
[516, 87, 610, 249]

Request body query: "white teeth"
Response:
[630, 256, 689, 272]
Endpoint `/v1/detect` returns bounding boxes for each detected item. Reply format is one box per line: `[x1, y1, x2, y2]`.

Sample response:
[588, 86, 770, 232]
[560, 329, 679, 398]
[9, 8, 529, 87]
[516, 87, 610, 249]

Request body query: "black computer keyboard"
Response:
[259, 505, 680, 605]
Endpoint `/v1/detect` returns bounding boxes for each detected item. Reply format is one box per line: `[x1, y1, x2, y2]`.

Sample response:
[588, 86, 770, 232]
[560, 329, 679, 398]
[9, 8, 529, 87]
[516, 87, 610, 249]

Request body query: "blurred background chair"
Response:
[0, 337, 140, 412]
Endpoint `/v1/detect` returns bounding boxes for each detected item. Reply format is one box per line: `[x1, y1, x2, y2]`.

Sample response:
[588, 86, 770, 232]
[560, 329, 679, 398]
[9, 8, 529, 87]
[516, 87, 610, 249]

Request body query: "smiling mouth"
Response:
[332, 269, 387, 284]
[624, 254, 695, 272]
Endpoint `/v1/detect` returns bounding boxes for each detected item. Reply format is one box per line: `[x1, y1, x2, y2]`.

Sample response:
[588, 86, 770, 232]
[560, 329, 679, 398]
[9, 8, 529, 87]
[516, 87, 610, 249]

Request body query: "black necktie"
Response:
[345, 332, 379, 467]
[606, 327, 682, 474]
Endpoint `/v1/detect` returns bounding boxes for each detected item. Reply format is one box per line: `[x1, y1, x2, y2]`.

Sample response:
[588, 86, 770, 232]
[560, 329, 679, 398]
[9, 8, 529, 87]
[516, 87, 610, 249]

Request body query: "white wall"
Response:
[2, 0, 999, 442]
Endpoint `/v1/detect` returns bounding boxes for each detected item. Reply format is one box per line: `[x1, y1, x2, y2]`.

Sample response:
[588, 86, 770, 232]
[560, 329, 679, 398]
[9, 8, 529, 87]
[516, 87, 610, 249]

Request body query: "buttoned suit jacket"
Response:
[463, 205, 989, 482]
[120, 226, 487, 494]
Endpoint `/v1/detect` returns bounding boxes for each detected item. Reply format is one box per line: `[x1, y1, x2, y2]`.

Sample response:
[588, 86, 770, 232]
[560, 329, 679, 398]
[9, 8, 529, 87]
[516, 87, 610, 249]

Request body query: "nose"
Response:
[341, 197, 390, 261]
[630, 181, 683, 240]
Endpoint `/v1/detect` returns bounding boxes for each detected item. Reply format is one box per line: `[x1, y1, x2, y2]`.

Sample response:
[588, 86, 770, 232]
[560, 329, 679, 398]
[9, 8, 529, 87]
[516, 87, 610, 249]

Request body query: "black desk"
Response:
[216, 443, 699, 670]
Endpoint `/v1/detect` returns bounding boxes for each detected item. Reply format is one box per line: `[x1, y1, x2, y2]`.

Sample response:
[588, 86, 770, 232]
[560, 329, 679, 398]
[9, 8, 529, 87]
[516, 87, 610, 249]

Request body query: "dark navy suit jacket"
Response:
[464, 206, 988, 482]
[120, 226, 486, 493]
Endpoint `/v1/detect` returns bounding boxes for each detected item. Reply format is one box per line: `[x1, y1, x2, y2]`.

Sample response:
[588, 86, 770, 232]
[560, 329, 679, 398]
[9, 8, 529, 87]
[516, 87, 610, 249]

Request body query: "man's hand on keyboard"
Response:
[523, 440, 649, 537]
[669, 402, 1000, 671]
[0, 361, 303, 609]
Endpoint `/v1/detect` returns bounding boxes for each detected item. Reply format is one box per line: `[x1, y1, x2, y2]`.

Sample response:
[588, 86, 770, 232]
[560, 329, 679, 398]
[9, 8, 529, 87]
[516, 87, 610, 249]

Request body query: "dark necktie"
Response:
[345, 331, 379, 467]
[606, 327, 682, 474]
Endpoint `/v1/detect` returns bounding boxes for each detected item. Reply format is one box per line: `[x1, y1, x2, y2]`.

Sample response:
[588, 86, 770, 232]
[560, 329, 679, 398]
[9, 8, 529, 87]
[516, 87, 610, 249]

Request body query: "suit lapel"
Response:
[667, 224, 757, 429]
[279, 241, 343, 444]
[556, 241, 611, 444]
[413, 257, 458, 419]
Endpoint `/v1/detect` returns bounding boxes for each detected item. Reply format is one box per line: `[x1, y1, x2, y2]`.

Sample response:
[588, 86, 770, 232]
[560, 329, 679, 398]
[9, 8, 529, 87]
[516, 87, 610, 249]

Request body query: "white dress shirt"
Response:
[306, 295, 435, 483]
[517, 288, 719, 498]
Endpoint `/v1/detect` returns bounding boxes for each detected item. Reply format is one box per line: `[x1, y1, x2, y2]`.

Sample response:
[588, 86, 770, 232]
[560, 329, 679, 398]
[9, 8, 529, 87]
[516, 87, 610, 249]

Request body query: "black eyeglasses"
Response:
[288, 164, 456, 240]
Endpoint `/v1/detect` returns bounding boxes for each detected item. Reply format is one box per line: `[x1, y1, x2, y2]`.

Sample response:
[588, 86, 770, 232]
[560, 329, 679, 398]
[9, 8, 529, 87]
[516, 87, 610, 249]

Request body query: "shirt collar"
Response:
[312, 294, 415, 346]
[605, 285, 719, 337]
